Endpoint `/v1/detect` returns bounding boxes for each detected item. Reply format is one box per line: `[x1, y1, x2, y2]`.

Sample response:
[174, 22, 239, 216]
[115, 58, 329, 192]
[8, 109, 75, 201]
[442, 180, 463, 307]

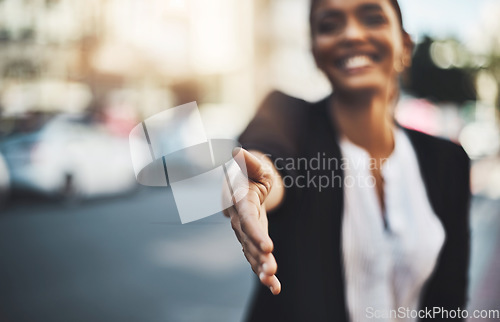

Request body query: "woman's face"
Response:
[311, 0, 411, 94]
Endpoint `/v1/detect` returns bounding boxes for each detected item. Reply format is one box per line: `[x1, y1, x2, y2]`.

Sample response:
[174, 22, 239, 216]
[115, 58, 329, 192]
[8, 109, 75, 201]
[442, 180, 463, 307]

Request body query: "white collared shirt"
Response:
[340, 128, 446, 322]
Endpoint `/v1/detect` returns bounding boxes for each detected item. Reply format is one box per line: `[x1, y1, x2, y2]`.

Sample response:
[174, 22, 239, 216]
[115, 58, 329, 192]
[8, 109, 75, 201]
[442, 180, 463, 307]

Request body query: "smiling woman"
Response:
[224, 1, 471, 321]
[310, 0, 411, 95]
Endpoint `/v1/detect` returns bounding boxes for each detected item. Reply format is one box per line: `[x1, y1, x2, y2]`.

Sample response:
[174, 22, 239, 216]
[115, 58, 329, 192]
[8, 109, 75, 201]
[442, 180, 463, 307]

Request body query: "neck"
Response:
[331, 90, 395, 159]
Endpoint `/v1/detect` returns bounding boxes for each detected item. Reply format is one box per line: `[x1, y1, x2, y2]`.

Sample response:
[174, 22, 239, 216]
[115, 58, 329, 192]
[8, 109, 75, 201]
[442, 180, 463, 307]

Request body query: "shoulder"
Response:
[255, 91, 311, 120]
[239, 91, 313, 157]
[403, 127, 470, 172]
[259, 90, 308, 107]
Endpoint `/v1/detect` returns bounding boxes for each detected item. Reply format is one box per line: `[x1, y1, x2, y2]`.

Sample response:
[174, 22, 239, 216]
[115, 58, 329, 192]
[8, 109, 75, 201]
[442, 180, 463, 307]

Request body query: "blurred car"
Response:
[0, 151, 10, 207]
[0, 112, 137, 200]
[459, 121, 500, 160]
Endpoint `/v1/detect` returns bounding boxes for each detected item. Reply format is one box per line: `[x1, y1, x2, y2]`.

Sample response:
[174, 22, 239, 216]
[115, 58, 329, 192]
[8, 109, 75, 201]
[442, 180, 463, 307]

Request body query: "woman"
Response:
[224, 0, 471, 321]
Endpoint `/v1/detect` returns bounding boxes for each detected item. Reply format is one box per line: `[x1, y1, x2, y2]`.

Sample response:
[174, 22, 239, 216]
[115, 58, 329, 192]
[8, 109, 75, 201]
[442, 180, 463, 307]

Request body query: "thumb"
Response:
[232, 147, 268, 183]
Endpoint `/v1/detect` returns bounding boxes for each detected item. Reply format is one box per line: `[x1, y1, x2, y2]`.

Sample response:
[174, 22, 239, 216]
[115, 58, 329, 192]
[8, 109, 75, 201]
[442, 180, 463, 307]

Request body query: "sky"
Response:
[399, 0, 497, 46]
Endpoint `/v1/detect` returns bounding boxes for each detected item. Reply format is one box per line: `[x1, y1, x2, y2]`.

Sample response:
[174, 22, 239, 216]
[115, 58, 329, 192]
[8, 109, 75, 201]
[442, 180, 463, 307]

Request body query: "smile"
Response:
[335, 54, 380, 71]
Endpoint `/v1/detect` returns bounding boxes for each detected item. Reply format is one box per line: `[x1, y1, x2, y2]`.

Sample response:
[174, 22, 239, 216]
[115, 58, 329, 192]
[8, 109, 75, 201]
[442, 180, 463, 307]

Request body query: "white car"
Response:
[0, 152, 10, 206]
[0, 113, 137, 200]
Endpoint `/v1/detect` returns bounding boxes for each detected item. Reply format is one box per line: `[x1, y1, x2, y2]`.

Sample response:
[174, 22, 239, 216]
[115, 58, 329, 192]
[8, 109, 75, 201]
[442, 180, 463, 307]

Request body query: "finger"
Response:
[232, 213, 262, 274]
[222, 206, 231, 218]
[238, 206, 273, 252]
[227, 200, 273, 258]
[234, 194, 273, 250]
[242, 238, 277, 273]
[243, 241, 277, 275]
[233, 148, 268, 184]
[227, 205, 238, 219]
[222, 184, 234, 218]
[259, 273, 281, 295]
[260, 253, 278, 276]
[239, 233, 266, 275]
[229, 209, 244, 245]
[242, 246, 260, 274]
[244, 244, 278, 287]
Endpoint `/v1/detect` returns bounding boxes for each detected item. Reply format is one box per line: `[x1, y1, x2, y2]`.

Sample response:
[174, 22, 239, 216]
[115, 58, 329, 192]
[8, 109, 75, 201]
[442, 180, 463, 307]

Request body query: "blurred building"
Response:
[0, 0, 264, 138]
[0, 0, 499, 139]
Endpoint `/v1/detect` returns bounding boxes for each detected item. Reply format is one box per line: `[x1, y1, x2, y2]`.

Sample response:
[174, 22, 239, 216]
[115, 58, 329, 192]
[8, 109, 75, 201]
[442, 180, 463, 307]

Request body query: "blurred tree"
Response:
[408, 36, 477, 105]
[472, 2, 500, 119]
[486, 52, 500, 117]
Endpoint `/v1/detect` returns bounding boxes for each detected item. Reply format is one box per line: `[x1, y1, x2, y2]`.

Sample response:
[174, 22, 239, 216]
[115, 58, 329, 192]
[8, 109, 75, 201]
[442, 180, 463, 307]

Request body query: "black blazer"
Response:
[239, 91, 471, 322]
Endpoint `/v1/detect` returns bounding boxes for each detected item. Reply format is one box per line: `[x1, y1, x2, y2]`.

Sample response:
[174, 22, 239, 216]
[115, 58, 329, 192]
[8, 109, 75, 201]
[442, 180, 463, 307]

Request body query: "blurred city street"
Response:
[1, 0, 500, 321]
[0, 188, 254, 322]
[468, 195, 500, 320]
[0, 187, 499, 322]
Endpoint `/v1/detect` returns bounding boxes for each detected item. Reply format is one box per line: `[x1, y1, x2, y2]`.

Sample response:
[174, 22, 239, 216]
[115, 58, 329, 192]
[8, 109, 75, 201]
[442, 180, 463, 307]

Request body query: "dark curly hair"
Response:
[309, 0, 404, 33]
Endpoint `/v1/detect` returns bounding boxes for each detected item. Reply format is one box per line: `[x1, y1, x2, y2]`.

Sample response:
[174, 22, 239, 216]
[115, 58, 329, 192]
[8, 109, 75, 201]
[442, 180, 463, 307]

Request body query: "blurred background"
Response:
[0, 0, 499, 321]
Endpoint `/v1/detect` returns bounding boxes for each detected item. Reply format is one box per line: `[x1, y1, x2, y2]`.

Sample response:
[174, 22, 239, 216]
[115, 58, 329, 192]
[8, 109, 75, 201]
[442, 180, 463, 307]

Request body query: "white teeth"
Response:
[343, 55, 371, 69]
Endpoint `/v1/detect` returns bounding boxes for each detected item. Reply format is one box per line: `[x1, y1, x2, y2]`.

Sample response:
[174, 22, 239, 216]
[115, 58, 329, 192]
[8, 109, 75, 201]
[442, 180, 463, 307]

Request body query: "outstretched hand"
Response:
[223, 148, 282, 295]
